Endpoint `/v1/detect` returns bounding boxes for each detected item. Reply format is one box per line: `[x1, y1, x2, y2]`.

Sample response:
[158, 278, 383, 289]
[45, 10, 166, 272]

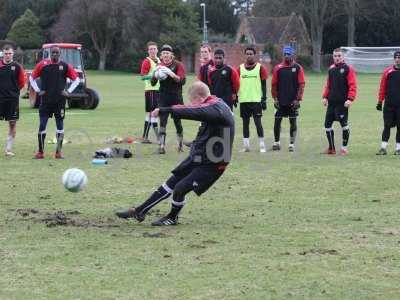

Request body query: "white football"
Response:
[154, 68, 168, 81]
[62, 168, 88, 192]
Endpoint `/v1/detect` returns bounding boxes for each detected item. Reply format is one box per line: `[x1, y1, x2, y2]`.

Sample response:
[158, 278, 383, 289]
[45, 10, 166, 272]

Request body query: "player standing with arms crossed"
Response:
[0, 45, 25, 156]
[322, 48, 357, 155]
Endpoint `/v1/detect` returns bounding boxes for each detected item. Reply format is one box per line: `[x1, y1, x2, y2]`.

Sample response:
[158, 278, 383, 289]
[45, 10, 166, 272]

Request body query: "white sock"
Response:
[381, 141, 388, 149]
[259, 138, 265, 148]
[243, 138, 250, 148]
[274, 141, 280, 145]
[396, 143, 400, 151]
[289, 143, 294, 147]
[6, 135, 14, 152]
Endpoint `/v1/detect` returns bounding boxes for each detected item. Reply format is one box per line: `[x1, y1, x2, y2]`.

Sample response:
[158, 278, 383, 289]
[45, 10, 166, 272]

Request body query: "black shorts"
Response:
[325, 103, 348, 128]
[171, 157, 227, 196]
[145, 90, 159, 112]
[39, 98, 66, 119]
[275, 105, 298, 118]
[0, 99, 19, 121]
[159, 93, 183, 107]
[240, 102, 262, 118]
[383, 104, 400, 128]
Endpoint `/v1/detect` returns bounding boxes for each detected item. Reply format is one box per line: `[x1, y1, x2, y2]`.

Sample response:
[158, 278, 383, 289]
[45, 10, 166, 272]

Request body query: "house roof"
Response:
[241, 13, 311, 45]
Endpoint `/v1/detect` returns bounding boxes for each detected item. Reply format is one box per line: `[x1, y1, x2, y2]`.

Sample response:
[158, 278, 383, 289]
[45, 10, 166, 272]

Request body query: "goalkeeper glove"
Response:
[376, 102, 382, 111]
[292, 100, 300, 110]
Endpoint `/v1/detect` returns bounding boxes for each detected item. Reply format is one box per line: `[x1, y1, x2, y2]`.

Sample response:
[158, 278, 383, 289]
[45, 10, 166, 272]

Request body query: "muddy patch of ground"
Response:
[14, 208, 121, 229]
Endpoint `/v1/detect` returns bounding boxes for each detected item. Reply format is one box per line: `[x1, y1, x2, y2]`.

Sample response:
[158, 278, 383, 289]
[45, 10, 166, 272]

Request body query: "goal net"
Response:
[341, 47, 400, 73]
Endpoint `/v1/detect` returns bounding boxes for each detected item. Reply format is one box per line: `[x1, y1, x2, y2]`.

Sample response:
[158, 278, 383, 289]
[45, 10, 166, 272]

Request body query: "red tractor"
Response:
[28, 43, 100, 109]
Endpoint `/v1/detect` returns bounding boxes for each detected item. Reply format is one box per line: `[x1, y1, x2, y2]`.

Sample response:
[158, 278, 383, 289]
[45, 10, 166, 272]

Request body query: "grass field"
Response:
[1, 71, 400, 300]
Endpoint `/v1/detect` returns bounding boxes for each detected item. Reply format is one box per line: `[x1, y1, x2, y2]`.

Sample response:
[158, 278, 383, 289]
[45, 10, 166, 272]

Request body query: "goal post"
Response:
[341, 46, 400, 73]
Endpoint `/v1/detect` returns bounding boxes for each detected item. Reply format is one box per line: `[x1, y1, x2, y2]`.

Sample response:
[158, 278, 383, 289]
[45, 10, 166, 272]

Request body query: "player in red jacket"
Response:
[322, 48, 357, 155]
[376, 51, 400, 155]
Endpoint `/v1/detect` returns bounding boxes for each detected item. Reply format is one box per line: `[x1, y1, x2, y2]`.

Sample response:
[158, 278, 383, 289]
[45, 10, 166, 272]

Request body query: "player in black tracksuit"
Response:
[151, 45, 186, 154]
[198, 44, 214, 87]
[322, 48, 357, 155]
[208, 48, 240, 111]
[0, 45, 25, 156]
[376, 51, 400, 155]
[271, 46, 305, 152]
[116, 81, 235, 226]
[30, 46, 80, 159]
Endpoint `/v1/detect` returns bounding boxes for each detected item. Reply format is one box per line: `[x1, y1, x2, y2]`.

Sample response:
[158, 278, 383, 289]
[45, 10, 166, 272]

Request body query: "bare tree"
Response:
[51, 0, 135, 70]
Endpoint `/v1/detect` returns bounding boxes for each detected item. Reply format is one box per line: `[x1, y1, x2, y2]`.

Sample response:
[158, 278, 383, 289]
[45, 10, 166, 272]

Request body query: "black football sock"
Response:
[152, 122, 159, 140]
[274, 117, 282, 142]
[289, 117, 297, 144]
[242, 117, 250, 138]
[38, 132, 46, 153]
[142, 121, 150, 139]
[254, 116, 264, 138]
[326, 129, 335, 150]
[168, 202, 184, 219]
[342, 126, 350, 147]
[56, 131, 64, 153]
[382, 125, 391, 142]
[136, 184, 172, 215]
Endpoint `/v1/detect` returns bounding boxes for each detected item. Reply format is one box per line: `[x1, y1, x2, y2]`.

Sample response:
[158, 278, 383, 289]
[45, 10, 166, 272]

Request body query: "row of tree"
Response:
[1, 0, 399, 72]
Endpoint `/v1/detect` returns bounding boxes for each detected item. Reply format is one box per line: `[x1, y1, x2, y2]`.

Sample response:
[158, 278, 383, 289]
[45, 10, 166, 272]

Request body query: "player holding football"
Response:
[322, 48, 357, 155]
[198, 44, 214, 86]
[116, 81, 235, 226]
[30, 46, 80, 159]
[237, 45, 268, 153]
[376, 51, 400, 155]
[0, 45, 25, 156]
[271, 46, 305, 152]
[140, 41, 160, 144]
[151, 45, 186, 154]
[208, 48, 240, 110]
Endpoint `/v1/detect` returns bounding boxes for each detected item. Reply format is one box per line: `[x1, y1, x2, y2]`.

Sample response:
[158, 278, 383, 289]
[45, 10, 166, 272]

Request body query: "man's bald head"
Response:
[188, 81, 211, 103]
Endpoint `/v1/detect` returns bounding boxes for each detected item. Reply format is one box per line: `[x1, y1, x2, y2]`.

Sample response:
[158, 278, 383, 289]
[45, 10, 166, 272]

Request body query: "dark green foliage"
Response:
[6, 9, 44, 49]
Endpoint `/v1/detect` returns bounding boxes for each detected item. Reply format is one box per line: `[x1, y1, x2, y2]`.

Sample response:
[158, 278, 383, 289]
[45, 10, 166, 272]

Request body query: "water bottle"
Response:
[91, 159, 108, 165]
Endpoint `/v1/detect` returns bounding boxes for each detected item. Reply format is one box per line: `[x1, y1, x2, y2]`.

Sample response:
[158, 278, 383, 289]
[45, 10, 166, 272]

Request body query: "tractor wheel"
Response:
[83, 88, 100, 110]
[67, 99, 80, 109]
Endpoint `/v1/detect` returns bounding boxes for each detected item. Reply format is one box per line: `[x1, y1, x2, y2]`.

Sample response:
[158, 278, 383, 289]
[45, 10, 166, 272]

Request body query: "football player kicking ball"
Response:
[376, 51, 400, 155]
[116, 81, 234, 226]
[322, 48, 357, 155]
[30, 46, 80, 159]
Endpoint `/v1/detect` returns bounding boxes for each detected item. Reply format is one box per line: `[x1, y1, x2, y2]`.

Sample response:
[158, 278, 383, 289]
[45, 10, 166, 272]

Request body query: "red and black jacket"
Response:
[31, 59, 78, 102]
[208, 64, 240, 104]
[198, 59, 214, 87]
[0, 60, 25, 101]
[323, 63, 357, 104]
[378, 65, 400, 106]
[151, 60, 186, 96]
[271, 61, 305, 105]
[160, 96, 235, 165]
